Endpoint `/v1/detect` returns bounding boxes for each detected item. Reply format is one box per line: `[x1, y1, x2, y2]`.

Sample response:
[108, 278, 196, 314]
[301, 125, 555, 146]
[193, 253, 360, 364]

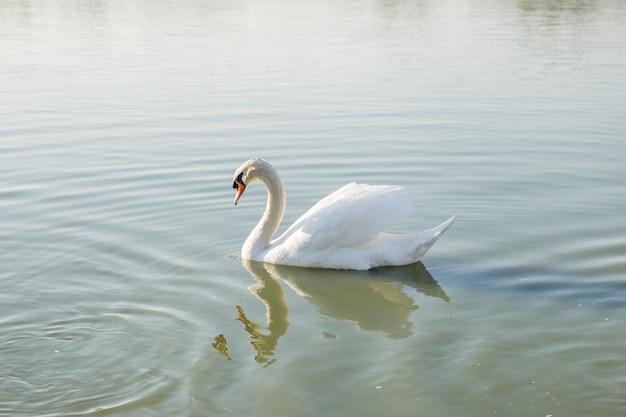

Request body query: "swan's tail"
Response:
[368, 214, 456, 268]
[411, 214, 456, 260]
[430, 214, 456, 237]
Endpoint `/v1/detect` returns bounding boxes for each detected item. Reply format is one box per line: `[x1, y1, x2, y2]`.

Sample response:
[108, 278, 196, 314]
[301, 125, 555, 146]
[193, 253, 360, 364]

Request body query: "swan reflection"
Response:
[234, 260, 289, 366]
[216, 261, 448, 364]
[211, 334, 232, 361]
[262, 261, 448, 339]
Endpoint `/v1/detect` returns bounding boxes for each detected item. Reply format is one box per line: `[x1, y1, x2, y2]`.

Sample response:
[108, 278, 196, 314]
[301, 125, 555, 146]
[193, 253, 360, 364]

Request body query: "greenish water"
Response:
[1, 0, 625, 416]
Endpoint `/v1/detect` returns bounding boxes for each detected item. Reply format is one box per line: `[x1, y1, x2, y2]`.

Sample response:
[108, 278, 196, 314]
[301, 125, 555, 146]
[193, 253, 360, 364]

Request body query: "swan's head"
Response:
[232, 157, 270, 205]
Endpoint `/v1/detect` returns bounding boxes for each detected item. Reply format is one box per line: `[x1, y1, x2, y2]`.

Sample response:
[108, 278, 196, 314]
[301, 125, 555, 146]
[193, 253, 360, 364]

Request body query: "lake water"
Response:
[1, 0, 625, 416]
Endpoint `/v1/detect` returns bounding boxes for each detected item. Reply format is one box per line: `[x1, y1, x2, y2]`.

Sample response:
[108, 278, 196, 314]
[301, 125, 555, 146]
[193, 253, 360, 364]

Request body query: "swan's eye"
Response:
[233, 172, 244, 189]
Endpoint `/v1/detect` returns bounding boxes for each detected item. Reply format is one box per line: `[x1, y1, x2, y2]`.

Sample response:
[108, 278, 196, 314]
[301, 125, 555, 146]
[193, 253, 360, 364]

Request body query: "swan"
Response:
[232, 157, 455, 270]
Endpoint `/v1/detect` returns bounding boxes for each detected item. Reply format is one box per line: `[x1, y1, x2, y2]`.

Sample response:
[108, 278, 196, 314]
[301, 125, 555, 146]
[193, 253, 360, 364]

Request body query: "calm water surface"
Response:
[1, 0, 625, 416]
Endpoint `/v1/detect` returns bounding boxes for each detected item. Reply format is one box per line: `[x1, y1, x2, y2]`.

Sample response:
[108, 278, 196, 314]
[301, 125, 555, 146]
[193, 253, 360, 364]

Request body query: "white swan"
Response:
[232, 157, 455, 270]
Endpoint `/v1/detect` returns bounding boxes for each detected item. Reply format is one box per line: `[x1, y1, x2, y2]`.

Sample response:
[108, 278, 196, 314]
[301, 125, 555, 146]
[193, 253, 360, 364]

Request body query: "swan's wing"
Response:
[273, 183, 413, 250]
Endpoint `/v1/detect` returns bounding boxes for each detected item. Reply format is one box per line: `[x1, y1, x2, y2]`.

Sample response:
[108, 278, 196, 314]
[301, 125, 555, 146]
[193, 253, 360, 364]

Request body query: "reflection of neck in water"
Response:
[238, 260, 289, 366]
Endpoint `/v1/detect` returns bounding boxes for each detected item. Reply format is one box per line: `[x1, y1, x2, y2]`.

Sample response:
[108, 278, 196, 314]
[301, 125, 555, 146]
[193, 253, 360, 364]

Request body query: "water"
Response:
[1, 0, 625, 415]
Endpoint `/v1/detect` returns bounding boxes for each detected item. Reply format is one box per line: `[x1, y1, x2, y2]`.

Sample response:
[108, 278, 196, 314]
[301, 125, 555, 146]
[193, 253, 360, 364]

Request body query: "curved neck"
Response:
[242, 166, 286, 257]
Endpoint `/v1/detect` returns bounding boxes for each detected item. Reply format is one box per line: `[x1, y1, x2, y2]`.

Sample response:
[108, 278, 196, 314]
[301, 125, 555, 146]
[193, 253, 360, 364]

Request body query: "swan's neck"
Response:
[242, 167, 286, 258]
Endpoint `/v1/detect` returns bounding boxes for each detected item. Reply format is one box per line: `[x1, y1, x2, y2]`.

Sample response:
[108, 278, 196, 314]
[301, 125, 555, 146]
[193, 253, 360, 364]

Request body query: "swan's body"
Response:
[232, 157, 455, 270]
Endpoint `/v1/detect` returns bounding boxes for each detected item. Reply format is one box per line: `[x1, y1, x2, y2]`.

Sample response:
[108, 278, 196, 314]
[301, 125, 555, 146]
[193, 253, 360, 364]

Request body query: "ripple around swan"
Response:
[2, 367, 180, 417]
[0, 306, 191, 416]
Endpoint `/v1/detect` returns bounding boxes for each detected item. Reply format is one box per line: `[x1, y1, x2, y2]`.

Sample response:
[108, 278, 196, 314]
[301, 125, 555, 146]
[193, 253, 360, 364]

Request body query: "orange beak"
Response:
[234, 181, 246, 205]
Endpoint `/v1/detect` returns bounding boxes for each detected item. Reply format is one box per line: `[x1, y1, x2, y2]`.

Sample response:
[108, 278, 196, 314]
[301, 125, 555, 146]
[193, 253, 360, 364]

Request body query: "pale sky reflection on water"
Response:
[1, 1, 625, 416]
